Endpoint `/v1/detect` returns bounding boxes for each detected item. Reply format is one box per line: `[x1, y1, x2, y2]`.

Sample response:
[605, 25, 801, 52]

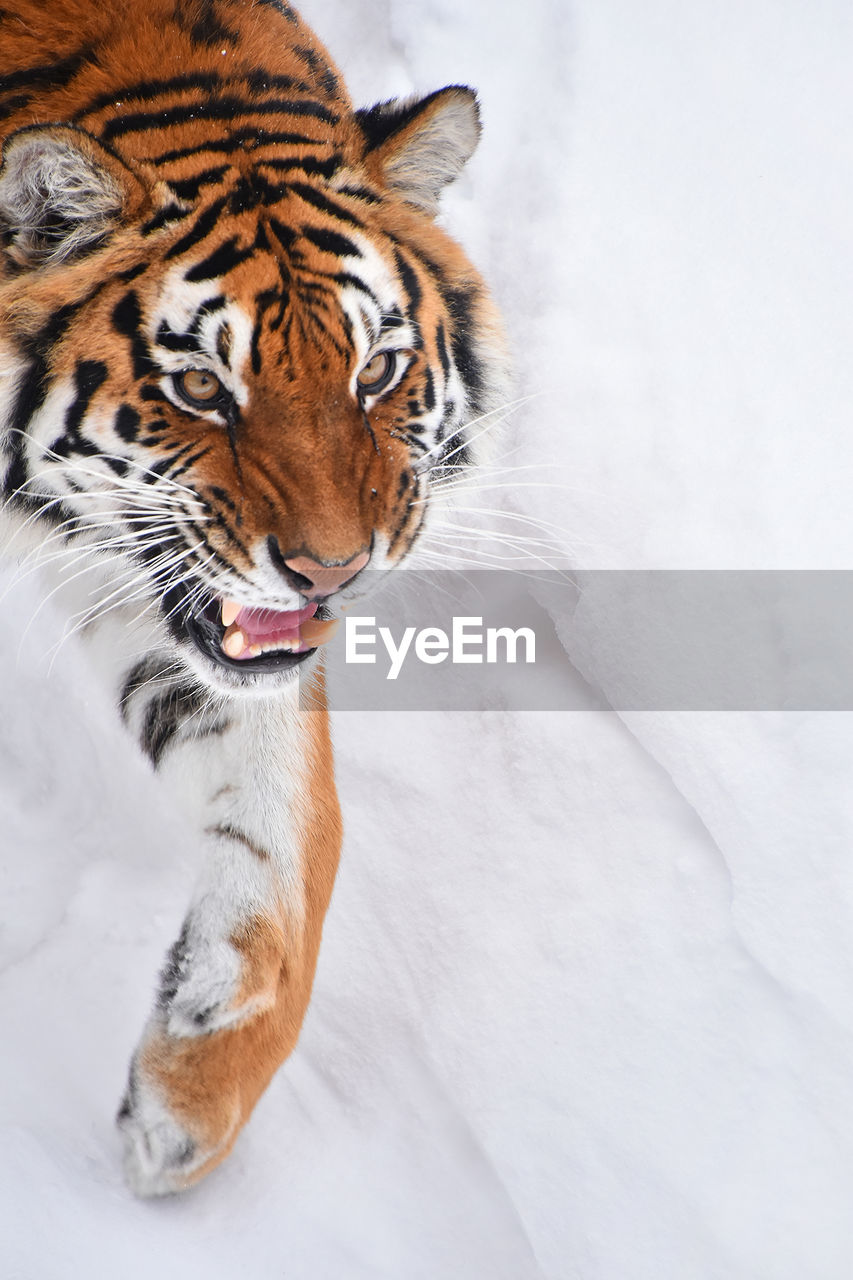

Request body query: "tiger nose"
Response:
[268, 538, 370, 597]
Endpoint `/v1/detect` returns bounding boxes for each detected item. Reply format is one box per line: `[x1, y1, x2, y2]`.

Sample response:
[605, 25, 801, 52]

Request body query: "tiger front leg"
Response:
[117, 683, 341, 1198]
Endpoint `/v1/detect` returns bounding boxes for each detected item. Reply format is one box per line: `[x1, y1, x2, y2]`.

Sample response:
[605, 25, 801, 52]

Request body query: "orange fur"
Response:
[1, 0, 508, 1193]
[143, 682, 341, 1189]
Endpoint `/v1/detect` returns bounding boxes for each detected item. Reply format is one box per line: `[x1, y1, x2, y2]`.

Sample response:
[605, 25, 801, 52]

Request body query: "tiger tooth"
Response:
[221, 598, 240, 628]
[298, 616, 340, 646]
[250, 644, 262, 657]
[222, 627, 246, 658]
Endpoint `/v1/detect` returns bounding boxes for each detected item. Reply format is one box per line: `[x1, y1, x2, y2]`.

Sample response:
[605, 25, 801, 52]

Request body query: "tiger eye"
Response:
[177, 369, 224, 404]
[357, 351, 396, 395]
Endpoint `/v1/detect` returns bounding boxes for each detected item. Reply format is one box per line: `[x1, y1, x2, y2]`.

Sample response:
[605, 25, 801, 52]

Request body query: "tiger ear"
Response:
[0, 124, 146, 269]
[355, 86, 481, 216]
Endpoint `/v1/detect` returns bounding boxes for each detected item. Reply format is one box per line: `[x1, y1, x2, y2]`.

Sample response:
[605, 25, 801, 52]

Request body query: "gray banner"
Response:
[300, 571, 853, 711]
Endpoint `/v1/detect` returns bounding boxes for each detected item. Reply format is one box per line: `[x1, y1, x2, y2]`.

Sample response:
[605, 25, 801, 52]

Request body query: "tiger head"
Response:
[0, 7, 509, 693]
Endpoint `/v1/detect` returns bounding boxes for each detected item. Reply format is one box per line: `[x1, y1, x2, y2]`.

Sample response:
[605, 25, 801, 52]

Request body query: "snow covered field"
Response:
[3, 1, 853, 1277]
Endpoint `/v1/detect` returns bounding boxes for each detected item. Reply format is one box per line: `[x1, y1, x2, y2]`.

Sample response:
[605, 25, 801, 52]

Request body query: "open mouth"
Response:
[182, 595, 339, 676]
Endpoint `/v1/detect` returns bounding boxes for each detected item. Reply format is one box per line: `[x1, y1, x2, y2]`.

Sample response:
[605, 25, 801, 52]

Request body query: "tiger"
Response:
[0, 0, 509, 1196]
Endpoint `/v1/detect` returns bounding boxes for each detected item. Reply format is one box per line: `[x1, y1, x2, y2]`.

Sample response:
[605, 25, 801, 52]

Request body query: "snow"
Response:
[3, 1, 853, 1276]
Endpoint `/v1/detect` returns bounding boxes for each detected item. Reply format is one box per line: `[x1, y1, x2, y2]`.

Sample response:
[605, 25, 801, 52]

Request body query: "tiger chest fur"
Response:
[0, 0, 508, 1195]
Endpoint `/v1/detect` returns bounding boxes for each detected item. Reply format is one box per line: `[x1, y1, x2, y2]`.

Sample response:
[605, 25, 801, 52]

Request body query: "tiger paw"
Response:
[117, 1032, 243, 1197]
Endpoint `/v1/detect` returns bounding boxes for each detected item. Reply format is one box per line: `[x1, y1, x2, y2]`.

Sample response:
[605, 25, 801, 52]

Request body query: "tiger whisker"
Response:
[7, 429, 205, 500]
[415, 394, 537, 469]
[19, 517, 195, 565]
[1, 479, 207, 555]
[52, 542, 208, 652]
[431, 506, 578, 545]
[424, 525, 570, 568]
[18, 536, 186, 660]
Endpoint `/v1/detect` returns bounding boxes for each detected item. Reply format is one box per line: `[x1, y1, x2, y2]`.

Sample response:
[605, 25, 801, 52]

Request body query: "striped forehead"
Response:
[148, 265, 254, 397]
[332, 233, 418, 360]
[144, 215, 420, 384]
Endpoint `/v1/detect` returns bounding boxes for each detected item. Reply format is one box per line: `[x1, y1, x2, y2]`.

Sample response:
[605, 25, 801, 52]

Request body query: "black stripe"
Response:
[208, 484, 239, 514]
[0, 93, 29, 123]
[140, 416, 172, 440]
[77, 72, 222, 120]
[257, 153, 342, 180]
[393, 249, 423, 347]
[301, 225, 360, 259]
[3, 368, 47, 506]
[304, 307, 349, 361]
[202, 504, 252, 557]
[267, 215, 297, 254]
[156, 919, 190, 1006]
[336, 184, 382, 206]
[120, 656, 171, 721]
[184, 236, 254, 281]
[289, 181, 361, 226]
[252, 224, 272, 257]
[251, 289, 280, 373]
[387, 496, 414, 555]
[3, 303, 84, 507]
[101, 95, 338, 141]
[244, 69, 309, 95]
[149, 129, 326, 165]
[155, 322, 202, 354]
[422, 367, 435, 412]
[397, 500, 427, 559]
[170, 444, 213, 481]
[189, 295, 228, 332]
[118, 262, 148, 284]
[0, 46, 91, 99]
[180, 516, 253, 576]
[46, 430, 100, 462]
[167, 165, 230, 202]
[114, 404, 141, 442]
[435, 409, 470, 470]
[206, 824, 270, 860]
[141, 680, 209, 766]
[290, 44, 339, 98]
[445, 286, 485, 410]
[143, 441, 211, 483]
[435, 321, 451, 380]
[226, 173, 271, 215]
[65, 360, 108, 434]
[388, 232, 449, 289]
[163, 196, 228, 261]
[174, 0, 239, 48]
[112, 292, 153, 379]
[140, 386, 172, 405]
[141, 203, 193, 235]
[331, 271, 379, 307]
[142, 451, 188, 482]
[254, 0, 299, 21]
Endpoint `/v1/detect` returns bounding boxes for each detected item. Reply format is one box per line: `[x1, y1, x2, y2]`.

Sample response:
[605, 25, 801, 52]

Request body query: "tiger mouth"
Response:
[181, 594, 336, 676]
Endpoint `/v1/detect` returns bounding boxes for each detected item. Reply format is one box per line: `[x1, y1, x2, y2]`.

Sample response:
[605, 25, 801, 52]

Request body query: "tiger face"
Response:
[0, 0, 509, 695]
